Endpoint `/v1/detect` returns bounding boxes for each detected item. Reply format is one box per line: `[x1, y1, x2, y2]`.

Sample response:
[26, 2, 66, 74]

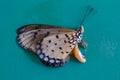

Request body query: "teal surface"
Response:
[0, 0, 120, 80]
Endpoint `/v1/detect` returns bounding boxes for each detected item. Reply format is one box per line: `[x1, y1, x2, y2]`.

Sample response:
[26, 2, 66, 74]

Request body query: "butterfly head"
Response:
[76, 25, 84, 43]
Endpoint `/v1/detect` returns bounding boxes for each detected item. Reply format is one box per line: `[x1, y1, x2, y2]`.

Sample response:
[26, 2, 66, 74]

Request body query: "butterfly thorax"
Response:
[69, 29, 83, 44]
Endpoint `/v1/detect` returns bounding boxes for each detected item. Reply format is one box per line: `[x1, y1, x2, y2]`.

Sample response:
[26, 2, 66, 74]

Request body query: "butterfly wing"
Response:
[17, 24, 77, 67]
[36, 32, 77, 67]
[17, 24, 61, 34]
[17, 24, 75, 52]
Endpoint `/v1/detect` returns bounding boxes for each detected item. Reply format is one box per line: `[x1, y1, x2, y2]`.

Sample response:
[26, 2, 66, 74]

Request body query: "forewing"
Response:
[17, 24, 76, 53]
[17, 24, 74, 34]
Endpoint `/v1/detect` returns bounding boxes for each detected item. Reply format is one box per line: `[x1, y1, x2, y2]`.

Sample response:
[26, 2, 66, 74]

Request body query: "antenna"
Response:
[80, 6, 94, 26]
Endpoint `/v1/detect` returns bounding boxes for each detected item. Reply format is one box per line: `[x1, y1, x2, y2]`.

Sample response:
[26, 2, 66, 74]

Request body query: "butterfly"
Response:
[16, 7, 94, 67]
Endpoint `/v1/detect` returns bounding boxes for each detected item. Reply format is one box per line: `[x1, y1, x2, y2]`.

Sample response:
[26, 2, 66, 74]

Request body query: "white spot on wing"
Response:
[37, 50, 41, 54]
[56, 60, 60, 63]
[39, 54, 44, 59]
[49, 59, 54, 63]
[36, 45, 40, 49]
[44, 57, 48, 61]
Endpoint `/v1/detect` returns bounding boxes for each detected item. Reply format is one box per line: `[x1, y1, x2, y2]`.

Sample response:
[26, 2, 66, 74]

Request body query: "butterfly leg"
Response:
[79, 40, 87, 49]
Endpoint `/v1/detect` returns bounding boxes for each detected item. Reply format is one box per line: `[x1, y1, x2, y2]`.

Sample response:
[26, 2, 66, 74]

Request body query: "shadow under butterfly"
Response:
[16, 7, 94, 67]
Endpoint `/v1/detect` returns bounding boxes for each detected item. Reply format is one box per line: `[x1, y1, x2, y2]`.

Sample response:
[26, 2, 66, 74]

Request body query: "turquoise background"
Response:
[0, 0, 120, 80]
